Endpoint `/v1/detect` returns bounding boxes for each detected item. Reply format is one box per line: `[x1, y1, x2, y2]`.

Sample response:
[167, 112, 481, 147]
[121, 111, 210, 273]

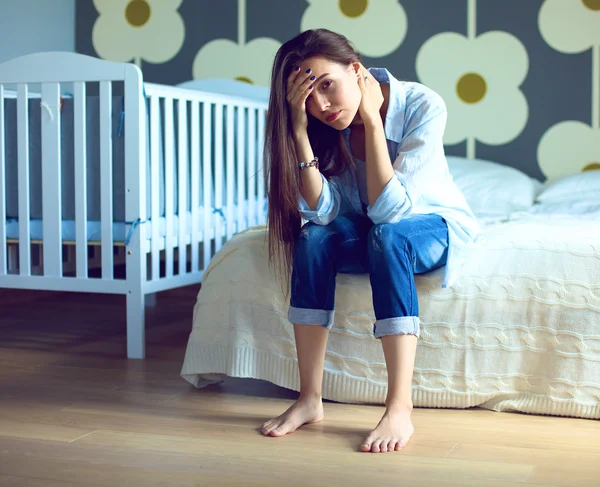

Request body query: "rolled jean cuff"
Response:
[373, 316, 420, 339]
[288, 306, 335, 329]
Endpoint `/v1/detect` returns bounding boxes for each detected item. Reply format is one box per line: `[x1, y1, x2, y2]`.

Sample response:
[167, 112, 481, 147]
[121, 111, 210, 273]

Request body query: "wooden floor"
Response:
[0, 287, 599, 487]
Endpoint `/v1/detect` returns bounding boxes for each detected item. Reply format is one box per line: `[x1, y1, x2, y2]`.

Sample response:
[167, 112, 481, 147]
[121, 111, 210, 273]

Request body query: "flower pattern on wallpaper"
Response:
[300, 0, 407, 58]
[537, 0, 600, 179]
[539, 0, 600, 54]
[92, 0, 185, 67]
[193, 38, 281, 87]
[192, 0, 280, 86]
[415, 31, 529, 149]
[537, 122, 600, 180]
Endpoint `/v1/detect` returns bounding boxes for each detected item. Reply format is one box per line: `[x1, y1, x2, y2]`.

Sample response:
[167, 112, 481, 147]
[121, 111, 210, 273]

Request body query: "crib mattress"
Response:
[180, 215, 600, 420]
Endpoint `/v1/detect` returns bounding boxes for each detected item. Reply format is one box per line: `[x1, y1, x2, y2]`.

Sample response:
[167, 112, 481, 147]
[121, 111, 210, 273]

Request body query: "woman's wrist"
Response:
[362, 113, 384, 131]
[293, 131, 315, 167]
[293, 128, 309, 145]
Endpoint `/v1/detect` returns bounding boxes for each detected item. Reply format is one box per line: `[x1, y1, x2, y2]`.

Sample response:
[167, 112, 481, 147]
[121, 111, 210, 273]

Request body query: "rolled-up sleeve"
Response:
[298, 172, 341, 225]
[367, 97, 447, 224]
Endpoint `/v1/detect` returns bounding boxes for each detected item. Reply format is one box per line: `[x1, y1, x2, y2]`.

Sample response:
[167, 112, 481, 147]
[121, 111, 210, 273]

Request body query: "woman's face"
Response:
[295, 56, 362, 130]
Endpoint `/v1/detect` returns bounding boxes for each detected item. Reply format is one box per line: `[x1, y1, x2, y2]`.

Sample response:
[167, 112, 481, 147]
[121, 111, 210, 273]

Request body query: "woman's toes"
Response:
[389, 441, 398, 451]
[372, 439, 382, 453]
[360, 441, 371, 452]
[262, 421, 277, 435]
[270, 426, 283, 436]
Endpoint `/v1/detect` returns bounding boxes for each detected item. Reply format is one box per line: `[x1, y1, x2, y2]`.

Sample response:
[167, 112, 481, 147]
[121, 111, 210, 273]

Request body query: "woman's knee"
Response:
[294, 221, 337, 259]
[297, 221, 337, 245]
[368, 222, 410, 256]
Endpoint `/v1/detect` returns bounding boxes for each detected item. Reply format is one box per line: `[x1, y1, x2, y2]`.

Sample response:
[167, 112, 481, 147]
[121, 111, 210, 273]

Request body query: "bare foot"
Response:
[261, 396, 324, 437]
[360, 403, 414, 453]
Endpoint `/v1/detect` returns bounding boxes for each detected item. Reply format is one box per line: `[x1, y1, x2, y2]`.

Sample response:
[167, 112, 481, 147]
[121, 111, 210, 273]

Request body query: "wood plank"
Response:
[72, 429, 532, 483]
[0, 475, 96, 487]
[0, 418, 95, 442]
[0, 438, 547, 487]
[448, 443, 600, 487]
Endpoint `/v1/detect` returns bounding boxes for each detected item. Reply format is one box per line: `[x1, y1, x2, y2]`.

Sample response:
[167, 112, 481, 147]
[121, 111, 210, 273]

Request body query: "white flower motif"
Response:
[539, 0, 600, 54]
[415, 31, 529, 146]
[192, 38, 281, 87]
[537, 122, 600, 180]
[300, 0, 407, 58]
[92, 0, 185, 65]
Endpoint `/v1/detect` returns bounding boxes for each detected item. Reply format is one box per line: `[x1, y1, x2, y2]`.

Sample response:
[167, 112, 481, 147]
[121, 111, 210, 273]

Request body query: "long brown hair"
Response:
[264, 29, 361, 289]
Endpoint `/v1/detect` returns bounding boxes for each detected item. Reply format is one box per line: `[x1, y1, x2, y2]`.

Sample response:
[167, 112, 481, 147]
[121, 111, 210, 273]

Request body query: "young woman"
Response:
[261, 29, 479, 453]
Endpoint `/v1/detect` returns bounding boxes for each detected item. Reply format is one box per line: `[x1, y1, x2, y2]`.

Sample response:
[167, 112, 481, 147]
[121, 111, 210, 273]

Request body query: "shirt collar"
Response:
[368, 67, 406, 143]
[343, 67, 406, 143]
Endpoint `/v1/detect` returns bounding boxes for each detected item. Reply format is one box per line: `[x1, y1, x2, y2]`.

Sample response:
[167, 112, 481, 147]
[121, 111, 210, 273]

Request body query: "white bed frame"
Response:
[0, 52, 268, 358]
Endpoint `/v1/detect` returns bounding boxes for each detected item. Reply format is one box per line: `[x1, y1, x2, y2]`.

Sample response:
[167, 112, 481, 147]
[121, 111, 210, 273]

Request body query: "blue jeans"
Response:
[288, 213, 449, 338]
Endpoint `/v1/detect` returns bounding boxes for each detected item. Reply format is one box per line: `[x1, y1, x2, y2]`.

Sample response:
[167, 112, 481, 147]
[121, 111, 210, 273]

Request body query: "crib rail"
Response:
[144, 83, 268, 284]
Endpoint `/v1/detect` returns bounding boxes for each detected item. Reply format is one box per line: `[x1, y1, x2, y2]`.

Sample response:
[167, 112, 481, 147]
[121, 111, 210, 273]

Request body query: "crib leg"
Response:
[145, 293, 157, 308]
[126, 289, 146, 359]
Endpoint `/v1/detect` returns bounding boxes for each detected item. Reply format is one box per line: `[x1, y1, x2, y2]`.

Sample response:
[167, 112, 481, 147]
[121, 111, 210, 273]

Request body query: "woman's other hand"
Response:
[357, 63, 384, 125]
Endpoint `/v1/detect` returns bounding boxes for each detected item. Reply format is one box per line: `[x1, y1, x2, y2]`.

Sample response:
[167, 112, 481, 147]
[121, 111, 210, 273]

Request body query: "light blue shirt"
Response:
[298, 68, 480, 288]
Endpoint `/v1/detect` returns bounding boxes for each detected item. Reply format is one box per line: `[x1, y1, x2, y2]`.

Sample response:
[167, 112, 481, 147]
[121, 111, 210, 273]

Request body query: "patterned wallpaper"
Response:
[76, 0, 600, 182]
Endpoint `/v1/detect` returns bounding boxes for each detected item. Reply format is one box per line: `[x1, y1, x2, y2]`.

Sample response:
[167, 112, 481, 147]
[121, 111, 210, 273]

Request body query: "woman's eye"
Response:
[322, 81, 331, 89]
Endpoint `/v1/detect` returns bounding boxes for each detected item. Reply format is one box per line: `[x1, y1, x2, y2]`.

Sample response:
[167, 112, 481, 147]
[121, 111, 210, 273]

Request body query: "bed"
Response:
[0, 52, 268, 358]
[180, 162, 600, 420]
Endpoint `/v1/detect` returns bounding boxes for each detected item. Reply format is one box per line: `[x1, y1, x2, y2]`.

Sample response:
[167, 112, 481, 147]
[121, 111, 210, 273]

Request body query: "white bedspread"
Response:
[181, 217, 600, 419]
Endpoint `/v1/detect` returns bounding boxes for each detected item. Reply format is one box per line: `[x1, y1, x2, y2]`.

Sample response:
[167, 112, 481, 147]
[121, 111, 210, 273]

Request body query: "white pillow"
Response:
[536, 171, 600, 203]
[446, 156, 542, 218]
[529, 200, 600, 219]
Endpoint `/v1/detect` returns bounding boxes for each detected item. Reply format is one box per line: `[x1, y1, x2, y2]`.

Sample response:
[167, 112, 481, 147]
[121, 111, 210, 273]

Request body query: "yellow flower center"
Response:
[582, 0, 600, 11]
[339, 0, 368, 18]
[456, 73, 487, 104]
[235, 76, 254, 84]
[583, 163, 600, 171]
[126, 0, 151, 27]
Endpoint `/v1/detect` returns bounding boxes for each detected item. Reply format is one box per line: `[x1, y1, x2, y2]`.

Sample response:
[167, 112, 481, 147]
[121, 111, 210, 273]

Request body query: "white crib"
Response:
[0, 52, 268, 358]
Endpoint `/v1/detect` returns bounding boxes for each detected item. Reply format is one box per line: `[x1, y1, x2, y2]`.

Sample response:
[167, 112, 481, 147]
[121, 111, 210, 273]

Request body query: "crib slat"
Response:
[248, 108, 256, 227]
[214, 103, 223, 252]
[17, 84, 31, 276]
[257, 108, 266, 225]
[202, 102, 212, 270]
[99, 81, 113, 279]
[164, 97, 174, 278]
[190, 101, 199, 273]
[225, 105, 234, 241]
[150, 95, 160, 281]
[73, 82, 88, 278]
[237, 107, 246, 233]
[177, 99, 187, 275]
[41, 82, 63, 277]
[0, 85, 6, 275]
